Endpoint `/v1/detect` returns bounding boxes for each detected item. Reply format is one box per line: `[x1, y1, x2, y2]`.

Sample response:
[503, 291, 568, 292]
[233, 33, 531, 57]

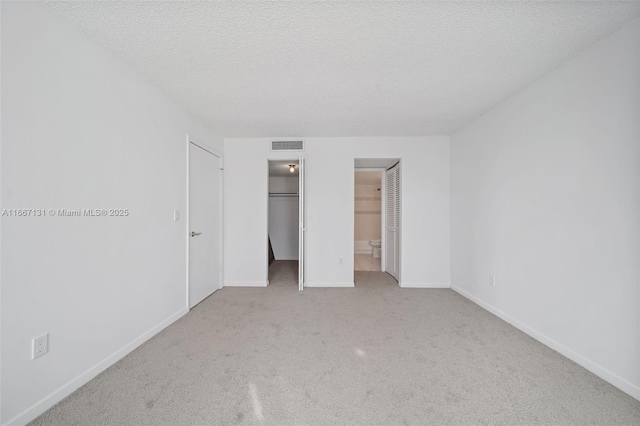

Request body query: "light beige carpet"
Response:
[31, 261, 640, 425]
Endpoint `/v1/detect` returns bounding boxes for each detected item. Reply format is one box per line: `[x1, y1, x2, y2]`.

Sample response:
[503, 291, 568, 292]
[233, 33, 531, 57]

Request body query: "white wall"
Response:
[0, 2, 222, 424]
[269, 176, 298, 194]
[224, 137, 450, 287]
[451, 18, 640, 399]
[268, 175, 299, 260]
[268, 196, 299, 260]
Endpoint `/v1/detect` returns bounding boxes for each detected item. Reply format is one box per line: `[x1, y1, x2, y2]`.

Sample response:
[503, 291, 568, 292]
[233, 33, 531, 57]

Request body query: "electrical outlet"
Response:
[32, 333, 49, 360]
[490, 275, 496, 287]
[173, 210, 180, 222]
[339, 257, 343, 264]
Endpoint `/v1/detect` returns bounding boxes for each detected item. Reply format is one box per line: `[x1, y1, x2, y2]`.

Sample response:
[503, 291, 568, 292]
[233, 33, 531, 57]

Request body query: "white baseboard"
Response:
[450, 285, 640, 401]
[224, 281, 268, 287]
[4, 307, 189, 426]
[400, 282, 450, 288]
[305, 282, 355, 288]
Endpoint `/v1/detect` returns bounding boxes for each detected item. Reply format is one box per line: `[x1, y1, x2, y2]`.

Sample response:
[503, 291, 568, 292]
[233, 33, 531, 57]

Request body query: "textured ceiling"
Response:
[47, 1, 640, 137]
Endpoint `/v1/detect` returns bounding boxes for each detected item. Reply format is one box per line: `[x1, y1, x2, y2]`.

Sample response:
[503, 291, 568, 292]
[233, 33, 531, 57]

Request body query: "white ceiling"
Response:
[354, 158, 399, 169]
[269, 160, 299, 177]
[47, 1, 640, 137]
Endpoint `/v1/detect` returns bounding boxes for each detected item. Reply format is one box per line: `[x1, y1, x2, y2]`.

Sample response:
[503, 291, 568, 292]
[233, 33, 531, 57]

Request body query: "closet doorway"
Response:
[267, 159, 305, 290]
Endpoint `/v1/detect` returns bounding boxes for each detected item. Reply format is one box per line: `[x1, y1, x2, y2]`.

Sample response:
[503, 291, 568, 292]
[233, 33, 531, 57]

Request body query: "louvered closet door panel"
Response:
[385, 169, 395, 277]
[385, 164, 400, 281]
[393, 165, 400, 281]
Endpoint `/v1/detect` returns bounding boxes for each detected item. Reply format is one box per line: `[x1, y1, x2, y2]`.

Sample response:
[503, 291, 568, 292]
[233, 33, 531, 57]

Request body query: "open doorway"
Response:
[354, 170, 383, 271]
[267, 160, 302, 289]
[354, 159, 401, 284]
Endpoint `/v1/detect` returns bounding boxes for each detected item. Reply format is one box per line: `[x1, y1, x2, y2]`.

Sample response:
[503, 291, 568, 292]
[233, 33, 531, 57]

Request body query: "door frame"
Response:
[186, 134, 224, 310]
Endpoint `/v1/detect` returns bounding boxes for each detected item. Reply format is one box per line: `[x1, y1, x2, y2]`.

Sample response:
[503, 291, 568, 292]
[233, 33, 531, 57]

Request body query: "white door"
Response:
[189, 142, 221, 308]
[385, 163, 400, 281]
[298, 157, 305, 291]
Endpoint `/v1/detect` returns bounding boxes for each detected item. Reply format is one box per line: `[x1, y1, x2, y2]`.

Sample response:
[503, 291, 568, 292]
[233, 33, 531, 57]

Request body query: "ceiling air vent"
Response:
[271, 140, 304, 151]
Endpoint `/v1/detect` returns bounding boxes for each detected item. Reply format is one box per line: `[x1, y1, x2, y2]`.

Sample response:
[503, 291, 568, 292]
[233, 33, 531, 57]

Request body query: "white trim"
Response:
[298, 156, 305, 291]
[400, 282, 450, 288]
[305, 282, 355, 288]
[397, 161, 402, 285]
[224, 281, 269, 287]
[185, 136, 191, 308]
[187, 134, 223, 159]
[353, 167, 386, 273]
[265, 159, 270, 287]
[219, 167, 225, 288]
[381, 169, 387, 273]
[451, 285, 640, 401]
[3, 307, 189, 426]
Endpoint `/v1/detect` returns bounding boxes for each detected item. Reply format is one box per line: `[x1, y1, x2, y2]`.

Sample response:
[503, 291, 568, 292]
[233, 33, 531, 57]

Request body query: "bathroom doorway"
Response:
[354, 170, 383, 271]
[267, 160, 305, 290]
[354, 159, 401, 283]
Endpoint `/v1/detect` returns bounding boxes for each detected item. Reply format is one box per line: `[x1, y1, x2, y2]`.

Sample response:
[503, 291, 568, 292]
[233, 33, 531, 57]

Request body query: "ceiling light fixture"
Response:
[289, 165, 296, 173]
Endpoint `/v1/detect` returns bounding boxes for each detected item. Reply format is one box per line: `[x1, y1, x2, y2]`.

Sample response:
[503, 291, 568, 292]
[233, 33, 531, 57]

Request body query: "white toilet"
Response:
[369, 240, 381, 259]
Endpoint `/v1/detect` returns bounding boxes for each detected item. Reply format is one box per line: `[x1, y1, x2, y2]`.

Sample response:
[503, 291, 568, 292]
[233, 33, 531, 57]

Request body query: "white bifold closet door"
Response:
[385, 163, 400, 281]
[298, 157, 305, 291]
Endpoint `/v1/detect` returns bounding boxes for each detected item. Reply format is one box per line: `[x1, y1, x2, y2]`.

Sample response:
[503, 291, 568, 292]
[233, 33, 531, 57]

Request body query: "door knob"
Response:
[191, 231, 202, 237]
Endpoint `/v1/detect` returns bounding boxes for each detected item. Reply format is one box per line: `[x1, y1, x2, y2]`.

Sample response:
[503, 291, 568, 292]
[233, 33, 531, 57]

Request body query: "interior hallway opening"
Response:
[268, 260, 298, 289]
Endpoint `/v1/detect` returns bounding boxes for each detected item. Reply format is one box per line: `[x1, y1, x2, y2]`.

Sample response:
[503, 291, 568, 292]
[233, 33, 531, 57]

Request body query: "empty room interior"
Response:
[2, 1, 640, 425]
